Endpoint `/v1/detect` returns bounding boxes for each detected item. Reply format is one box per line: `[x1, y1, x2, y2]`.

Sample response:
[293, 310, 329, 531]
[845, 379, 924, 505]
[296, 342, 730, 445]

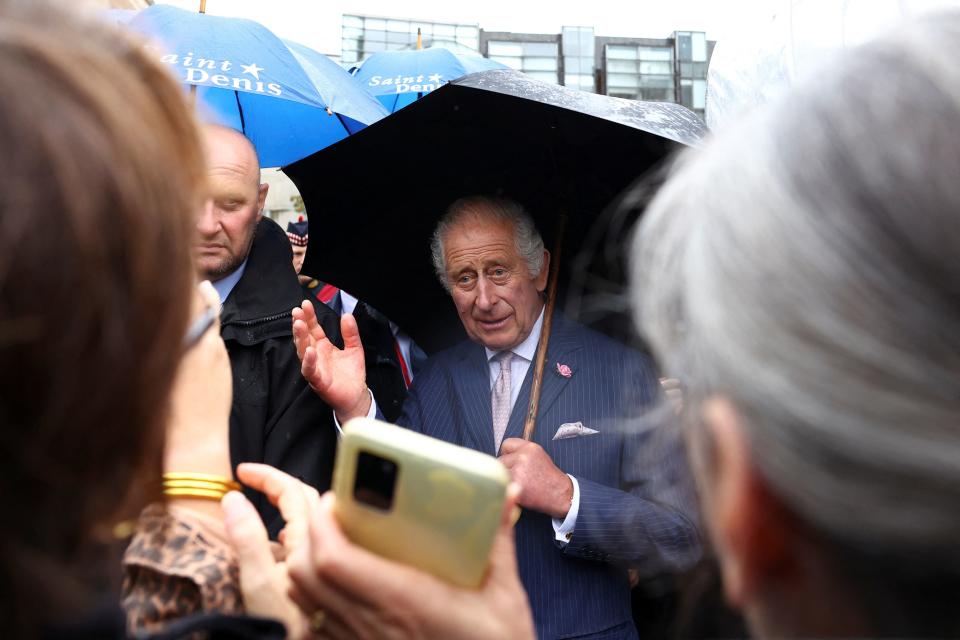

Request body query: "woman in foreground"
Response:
[0, 3, 288, 637]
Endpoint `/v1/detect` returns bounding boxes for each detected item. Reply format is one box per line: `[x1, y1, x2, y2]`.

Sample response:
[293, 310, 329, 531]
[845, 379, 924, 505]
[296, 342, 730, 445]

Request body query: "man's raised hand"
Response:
[292, 300, 371, 422]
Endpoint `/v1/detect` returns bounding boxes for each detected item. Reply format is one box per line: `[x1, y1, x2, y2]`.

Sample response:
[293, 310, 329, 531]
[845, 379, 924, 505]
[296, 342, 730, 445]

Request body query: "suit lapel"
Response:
[451, 344, 497, 455]
[500, 314, 582, 449]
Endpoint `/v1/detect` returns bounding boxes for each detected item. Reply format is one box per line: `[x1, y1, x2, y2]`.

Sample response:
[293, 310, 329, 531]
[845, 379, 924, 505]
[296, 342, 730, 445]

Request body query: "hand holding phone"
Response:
[333, 418, 510, 587]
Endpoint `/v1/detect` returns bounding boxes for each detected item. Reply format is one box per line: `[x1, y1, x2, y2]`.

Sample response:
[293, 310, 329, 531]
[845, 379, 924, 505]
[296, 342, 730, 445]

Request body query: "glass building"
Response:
[342, 15, 713, 116]
[341, 14, 480, 65]
[480, 28, 713, 116]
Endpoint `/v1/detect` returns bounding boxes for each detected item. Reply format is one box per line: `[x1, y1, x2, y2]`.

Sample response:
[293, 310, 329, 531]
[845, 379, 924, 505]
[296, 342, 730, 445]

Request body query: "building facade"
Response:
[341, 14, 481, 66]
[341, 14, 714, 116]
[480, 28, 714, 116]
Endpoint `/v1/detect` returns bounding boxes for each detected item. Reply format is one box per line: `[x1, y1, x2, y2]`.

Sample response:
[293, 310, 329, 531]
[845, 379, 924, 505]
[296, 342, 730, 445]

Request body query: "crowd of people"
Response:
[2, 0, 958, 638]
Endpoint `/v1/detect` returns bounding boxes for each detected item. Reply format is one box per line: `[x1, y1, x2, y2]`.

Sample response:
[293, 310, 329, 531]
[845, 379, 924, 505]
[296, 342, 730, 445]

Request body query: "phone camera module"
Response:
[354, 451, 398, 511]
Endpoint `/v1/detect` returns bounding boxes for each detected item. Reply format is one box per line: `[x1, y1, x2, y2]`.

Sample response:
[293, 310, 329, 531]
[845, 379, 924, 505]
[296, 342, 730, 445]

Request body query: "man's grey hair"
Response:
[430, 195, 545, 292]
[631, 9, 960, 590]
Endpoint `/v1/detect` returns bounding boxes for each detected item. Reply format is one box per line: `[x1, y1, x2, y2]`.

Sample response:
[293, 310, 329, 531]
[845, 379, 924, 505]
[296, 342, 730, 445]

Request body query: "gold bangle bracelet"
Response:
[163, 479, 240, 492]
[163, 487, 234, 501]
[163, 471, 240, 491]
[161, 473, 240, 501]
[163, 472, 241, 490]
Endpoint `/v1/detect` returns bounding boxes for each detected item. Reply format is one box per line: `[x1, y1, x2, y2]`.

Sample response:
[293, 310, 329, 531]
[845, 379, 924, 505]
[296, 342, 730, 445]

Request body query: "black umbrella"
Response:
[286, 69, 705, 356]
[286, 69, 706, 439]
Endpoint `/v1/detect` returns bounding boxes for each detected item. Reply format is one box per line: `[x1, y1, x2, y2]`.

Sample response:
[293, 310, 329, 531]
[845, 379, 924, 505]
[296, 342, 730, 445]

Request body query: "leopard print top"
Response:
[122, 504, 244, 635]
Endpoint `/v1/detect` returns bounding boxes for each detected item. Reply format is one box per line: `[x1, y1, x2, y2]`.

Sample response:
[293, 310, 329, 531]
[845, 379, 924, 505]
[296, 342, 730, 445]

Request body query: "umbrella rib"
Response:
[233, 91, 247, 135]
[331, 109, 350, 134]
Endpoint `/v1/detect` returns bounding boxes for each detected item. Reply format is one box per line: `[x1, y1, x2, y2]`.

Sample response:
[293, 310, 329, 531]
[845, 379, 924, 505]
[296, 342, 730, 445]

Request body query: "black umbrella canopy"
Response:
[285, 69, 706, 354]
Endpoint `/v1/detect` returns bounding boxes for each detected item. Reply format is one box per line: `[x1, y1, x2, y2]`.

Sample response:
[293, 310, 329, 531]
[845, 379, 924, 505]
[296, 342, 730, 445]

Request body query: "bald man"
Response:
[195, 125, 341, 536]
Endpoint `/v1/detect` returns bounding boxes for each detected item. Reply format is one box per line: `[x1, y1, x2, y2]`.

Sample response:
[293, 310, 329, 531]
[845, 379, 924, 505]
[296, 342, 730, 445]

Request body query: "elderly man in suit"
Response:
[292, 195, 700, 639]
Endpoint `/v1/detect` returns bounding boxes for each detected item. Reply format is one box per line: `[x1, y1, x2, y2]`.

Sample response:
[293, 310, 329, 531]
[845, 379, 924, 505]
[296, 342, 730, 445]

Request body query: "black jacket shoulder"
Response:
[221, 218, 341, 347]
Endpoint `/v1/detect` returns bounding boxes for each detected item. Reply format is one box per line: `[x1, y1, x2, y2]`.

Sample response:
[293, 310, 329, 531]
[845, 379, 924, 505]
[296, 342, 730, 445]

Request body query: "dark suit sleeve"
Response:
[393, 365, 429, 433]
[560, 354, 702, 577]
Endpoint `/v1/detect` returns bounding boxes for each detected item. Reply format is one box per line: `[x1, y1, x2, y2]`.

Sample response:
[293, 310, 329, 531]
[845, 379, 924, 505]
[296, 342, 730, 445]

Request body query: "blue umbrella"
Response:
[353, 47, 507, 112]
[125, 4, 387, 167]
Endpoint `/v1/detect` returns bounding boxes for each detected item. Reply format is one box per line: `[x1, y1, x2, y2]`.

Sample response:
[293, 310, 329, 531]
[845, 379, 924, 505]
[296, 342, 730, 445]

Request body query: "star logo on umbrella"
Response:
[428, 73, 442, 83]
[241, 62, 264, 79]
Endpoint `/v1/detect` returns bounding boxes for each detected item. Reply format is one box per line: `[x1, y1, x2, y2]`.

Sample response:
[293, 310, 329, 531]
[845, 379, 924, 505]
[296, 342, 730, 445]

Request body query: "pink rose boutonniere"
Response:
[556, 362, 573, 378]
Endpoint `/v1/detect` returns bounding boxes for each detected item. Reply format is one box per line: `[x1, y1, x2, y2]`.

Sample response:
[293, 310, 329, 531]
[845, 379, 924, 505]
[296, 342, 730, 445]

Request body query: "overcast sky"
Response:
[157, 0, 779, 55]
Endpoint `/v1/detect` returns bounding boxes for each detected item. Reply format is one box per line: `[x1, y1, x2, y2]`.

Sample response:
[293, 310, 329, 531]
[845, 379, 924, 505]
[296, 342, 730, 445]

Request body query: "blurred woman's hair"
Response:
[0, 2, 204, 633]
[631, 10, 960, 636]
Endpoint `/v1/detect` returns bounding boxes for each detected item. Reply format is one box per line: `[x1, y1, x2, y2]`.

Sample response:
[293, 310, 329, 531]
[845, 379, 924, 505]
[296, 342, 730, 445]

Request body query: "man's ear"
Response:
[256, 182, 269, 219]
[700, 397, 797, 611]
[535, 249, 550, 292]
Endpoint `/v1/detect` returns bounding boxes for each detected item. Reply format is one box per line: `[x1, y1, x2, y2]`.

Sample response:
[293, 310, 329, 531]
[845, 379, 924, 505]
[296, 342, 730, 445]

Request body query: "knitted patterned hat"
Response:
[286, 215, 308, 246]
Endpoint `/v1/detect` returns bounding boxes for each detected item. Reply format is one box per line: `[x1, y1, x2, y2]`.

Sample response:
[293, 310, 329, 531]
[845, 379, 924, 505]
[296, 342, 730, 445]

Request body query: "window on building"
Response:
[693, 78, 706, 109]
[607, 45, 638, 60]
[607, 72, 639, 90]
[343, 15, 480, 64]
[691, 32, 708, 62]
[603, 43, 674, 101]
[488, 41, 523, 57]
[675, 31, 707, 75]
[676, 32, 692, 62]
[640, 75, 674, 102]
[679, 78, 707, 111]
[488, 39, 560, 84]
[564, 72, 594, 87]
[640, 60, 672, 75]
[342, 39, 361, 64]
[561, 26, 595, 92]
[524, 42, 560, 57]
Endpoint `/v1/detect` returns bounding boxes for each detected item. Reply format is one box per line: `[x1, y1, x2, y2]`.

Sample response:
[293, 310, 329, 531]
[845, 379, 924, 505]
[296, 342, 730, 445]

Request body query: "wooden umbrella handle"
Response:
[522, 215, 566, 441]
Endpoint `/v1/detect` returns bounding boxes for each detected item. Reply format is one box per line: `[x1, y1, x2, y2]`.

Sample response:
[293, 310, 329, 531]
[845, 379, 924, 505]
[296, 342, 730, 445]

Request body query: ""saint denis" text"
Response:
[158, 52, 282, 96]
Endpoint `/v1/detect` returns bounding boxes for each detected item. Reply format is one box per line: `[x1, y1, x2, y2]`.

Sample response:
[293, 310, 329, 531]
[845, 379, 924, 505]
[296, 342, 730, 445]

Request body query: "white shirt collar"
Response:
[340, 290, 359, 316]
[484, 305, 545, 363]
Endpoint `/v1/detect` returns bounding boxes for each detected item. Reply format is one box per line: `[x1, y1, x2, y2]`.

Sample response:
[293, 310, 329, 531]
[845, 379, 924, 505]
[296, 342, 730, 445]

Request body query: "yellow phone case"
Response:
[334, 418, 510, 588]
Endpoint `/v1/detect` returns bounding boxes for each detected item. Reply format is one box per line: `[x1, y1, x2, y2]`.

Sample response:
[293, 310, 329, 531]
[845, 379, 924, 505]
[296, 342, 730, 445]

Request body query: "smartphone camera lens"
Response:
[354, 450, 398, 511]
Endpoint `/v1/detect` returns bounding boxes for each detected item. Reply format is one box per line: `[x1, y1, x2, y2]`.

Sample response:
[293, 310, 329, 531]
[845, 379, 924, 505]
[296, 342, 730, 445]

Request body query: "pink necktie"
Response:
[491, 351, 514, 453]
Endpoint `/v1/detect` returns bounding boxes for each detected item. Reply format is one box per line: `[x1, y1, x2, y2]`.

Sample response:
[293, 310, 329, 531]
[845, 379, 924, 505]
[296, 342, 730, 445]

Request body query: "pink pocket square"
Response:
[552, 421, 599, 440]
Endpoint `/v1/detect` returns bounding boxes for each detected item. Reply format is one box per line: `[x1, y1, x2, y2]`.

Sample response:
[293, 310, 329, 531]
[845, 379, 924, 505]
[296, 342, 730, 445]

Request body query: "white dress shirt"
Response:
[211, 258, 247, 305]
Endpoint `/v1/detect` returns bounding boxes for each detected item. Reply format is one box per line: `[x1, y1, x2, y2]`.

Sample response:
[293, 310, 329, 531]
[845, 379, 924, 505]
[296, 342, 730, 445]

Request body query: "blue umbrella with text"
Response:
[124, 4, 388, 167]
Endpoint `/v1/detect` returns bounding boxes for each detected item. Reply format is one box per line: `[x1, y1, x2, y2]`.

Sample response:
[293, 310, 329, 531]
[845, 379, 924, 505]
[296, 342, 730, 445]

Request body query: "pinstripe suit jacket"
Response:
[396, 313, 701, 639]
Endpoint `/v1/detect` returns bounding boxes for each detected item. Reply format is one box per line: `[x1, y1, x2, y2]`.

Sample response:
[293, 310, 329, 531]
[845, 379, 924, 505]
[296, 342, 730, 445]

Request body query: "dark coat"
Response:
[221, 218, 341, 537]
[396, 313, 701, 639]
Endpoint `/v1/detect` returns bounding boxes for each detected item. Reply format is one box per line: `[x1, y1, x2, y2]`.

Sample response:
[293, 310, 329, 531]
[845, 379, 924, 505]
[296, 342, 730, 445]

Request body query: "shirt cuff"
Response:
[552, 474, 580, 544]
[332, 388, 377, 437]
